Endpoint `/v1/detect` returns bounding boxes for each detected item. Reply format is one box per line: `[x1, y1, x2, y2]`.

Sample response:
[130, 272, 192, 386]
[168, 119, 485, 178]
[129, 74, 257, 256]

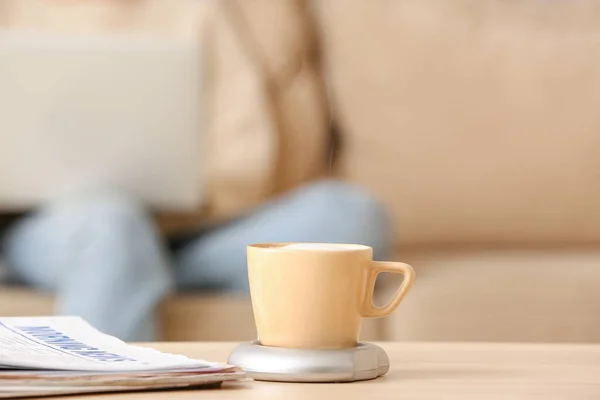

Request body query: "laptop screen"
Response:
[0, 30, 204, 212]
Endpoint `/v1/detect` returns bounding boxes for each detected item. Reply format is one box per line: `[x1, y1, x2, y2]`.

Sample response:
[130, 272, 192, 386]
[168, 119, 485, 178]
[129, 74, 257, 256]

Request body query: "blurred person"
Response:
[1, 180, 391, 342]
[0, 0, 392, 342]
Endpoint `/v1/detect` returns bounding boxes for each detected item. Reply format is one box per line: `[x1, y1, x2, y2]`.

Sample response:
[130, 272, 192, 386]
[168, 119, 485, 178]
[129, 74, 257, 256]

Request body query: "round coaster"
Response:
[227, 341, 389, 383]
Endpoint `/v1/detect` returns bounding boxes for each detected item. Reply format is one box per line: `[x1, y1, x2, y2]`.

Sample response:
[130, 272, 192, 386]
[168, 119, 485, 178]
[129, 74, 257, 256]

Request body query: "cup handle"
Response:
[361, 261, 415, 318]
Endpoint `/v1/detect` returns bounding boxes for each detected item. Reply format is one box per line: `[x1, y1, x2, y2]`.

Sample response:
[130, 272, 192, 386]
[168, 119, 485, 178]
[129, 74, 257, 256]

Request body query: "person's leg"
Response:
[174, 179, 392, 292]
[2, 193, 173, 341]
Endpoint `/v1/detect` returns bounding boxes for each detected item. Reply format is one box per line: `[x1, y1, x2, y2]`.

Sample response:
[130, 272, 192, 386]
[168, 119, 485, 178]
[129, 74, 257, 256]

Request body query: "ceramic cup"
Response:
[247, 242, 415, 349]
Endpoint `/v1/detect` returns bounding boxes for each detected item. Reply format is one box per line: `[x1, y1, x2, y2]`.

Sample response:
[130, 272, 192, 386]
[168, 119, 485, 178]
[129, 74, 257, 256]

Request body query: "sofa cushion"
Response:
[0, 287, 383, 342]
[382, 248, 600, 343]
[315, 0, 600, 245]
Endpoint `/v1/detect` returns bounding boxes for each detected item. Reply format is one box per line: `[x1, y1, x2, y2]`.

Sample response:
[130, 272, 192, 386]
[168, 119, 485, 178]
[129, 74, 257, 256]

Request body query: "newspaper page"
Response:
[0, 316, 225, 372]
[0, 316, 245, 398]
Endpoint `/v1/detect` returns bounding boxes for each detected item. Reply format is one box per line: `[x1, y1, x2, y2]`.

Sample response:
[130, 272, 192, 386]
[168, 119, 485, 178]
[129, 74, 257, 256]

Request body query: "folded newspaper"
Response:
[0, 316, 246, 398]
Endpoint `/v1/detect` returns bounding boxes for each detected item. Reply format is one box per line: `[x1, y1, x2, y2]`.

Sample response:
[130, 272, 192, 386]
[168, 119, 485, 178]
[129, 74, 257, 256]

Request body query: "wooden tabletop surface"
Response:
[36, 342, 600, 400]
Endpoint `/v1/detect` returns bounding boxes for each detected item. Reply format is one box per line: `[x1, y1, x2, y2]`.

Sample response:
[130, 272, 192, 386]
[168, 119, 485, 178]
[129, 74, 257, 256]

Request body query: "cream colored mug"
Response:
[247, 242, 415, 349]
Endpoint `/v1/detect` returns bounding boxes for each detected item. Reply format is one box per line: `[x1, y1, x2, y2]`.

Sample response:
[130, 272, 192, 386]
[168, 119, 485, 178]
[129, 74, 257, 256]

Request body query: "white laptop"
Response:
[0, 30, 203, 212]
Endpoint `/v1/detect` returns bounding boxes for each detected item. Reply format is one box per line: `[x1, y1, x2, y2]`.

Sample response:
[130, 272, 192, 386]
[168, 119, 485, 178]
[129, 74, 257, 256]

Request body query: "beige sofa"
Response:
[2, 0, 600, 344]
[313, 0, 600, 343]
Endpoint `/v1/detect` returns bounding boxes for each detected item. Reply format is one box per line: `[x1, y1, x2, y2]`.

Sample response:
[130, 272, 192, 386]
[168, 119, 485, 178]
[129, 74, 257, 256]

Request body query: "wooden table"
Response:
[45, 342, 600, 400]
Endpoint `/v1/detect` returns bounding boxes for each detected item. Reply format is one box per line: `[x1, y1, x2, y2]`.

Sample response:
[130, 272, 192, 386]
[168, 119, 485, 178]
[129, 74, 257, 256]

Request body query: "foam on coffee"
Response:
[280, 243, 366, 251]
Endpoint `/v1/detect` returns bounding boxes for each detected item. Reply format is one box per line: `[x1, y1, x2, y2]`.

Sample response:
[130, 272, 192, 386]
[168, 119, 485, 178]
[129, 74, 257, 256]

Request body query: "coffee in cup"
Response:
[247, 242, 415, 349]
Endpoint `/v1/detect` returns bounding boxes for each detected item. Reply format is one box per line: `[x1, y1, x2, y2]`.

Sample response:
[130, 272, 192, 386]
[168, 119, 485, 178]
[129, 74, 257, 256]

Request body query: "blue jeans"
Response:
[1, 180, 391, 342]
